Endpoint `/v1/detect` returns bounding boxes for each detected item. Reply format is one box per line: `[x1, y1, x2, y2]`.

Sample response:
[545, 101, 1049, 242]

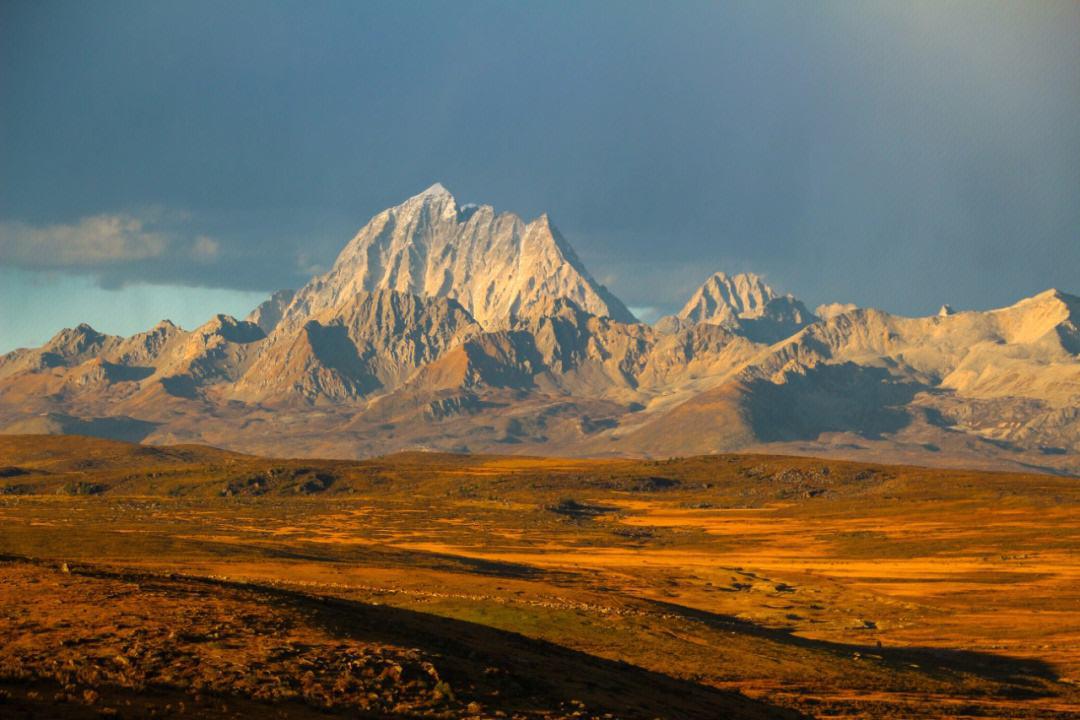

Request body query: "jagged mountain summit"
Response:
[275, 183, 635, 334]
[658, 272, 816, 343]
[1, 185, 1078, 475]
[678, 271, 778, 324]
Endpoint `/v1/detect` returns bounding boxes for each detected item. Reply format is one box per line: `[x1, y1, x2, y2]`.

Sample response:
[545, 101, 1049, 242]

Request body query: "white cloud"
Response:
[0, 214, 168, 268]
[628, 306, 661, 323]
[191, 235, 221, 262]
[296, 251, 326, 277]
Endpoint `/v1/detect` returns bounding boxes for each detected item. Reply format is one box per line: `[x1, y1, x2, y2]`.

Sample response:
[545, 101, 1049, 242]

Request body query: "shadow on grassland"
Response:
[54, 560, 804, 720]
[644, 596, 1059, 694]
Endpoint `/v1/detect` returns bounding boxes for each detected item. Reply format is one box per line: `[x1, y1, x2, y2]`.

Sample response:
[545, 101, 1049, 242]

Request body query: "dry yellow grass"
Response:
[1, 434, 1078, 718]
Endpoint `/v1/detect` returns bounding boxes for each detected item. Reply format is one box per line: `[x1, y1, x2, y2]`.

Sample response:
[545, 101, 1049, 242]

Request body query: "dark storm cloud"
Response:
[1, 1, 1077, 316]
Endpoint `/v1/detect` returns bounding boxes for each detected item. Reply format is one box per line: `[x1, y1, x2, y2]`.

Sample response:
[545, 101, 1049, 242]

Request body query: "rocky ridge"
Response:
[1, 185, 1077, 474]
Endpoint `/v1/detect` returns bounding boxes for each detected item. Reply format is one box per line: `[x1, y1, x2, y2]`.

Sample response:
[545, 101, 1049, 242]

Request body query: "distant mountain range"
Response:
[2, 184, 1078, 474]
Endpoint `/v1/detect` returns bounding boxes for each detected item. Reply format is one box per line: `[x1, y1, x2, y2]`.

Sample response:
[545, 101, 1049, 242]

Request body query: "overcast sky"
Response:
[2, 1, 1078, 351]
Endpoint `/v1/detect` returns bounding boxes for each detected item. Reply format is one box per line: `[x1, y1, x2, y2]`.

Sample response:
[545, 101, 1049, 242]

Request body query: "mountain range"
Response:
[2, 184, 1078, 474]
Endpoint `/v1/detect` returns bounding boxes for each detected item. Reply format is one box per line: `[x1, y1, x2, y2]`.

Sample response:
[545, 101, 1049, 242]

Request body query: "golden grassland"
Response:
[0, 434, 1078, 718]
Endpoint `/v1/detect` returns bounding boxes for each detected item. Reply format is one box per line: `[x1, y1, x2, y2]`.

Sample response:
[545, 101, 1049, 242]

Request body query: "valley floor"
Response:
[0, 437, 1078, 718]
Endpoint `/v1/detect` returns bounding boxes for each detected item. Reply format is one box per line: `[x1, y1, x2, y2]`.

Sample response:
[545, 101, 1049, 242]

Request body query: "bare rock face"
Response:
[666, 272, 816, 343]
[246, 289, 296, 334]
[0, 324, 122, 379]
[233, 289, 480, 403]
[275, 184, 635, 333]
[677, 272, 778, 325]
[110, 320, 184, 367]
[149, 315, 265, 385]
[510, 296, 653, 388]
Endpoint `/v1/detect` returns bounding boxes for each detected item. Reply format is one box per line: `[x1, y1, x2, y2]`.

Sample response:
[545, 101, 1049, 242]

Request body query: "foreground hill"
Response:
[0, 433, 1070, 503]
[0, 185, 1077, 473]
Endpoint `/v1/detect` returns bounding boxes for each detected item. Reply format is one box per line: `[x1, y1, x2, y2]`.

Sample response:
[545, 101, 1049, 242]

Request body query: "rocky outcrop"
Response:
[246, 289, 296, 334]
[233, 289, 480, 403]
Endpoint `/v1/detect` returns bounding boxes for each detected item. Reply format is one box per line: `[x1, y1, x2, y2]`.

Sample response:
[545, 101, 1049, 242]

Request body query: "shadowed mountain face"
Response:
[742, 364, 924, 442]
[1, 185, 1078, 473]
